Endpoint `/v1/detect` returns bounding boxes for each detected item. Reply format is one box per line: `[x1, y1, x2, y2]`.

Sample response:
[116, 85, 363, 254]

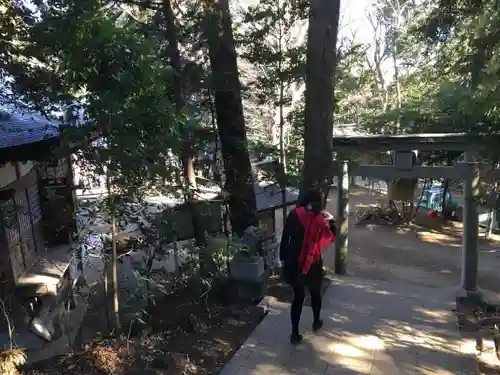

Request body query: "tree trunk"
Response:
[162, 0, 206, 245]
[301, 0, 341, 199]
[488, 162, 500, 237]
[203, 0, 257, 236]
[365, 12, 388, 114]
[487, 208, 495, 238]
[276, 0, 286, 175]
[278, 86, 286, 174]
[279, 82, 287, 226]
[276, 0, 288, 225]
[106, 171, 120, 334]
[393, 47, 401, 110]
[392, 33, 401, 132]
[110, 206, 120, 332]
[441, 178, 449, 223]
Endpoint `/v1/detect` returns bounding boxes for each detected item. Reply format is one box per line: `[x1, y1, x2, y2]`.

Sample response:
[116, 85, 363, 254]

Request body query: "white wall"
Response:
[0, 161, 36, 189]
[18, 161, 35, 178]
[0, 163, 17, 189]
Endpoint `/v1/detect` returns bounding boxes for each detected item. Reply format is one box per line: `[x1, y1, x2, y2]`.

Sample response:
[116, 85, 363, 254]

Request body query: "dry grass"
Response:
[0, 348, 27, 375]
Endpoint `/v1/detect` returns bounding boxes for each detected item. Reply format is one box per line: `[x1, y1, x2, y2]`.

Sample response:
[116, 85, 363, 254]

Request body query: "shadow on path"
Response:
[217, 276, 477, 375]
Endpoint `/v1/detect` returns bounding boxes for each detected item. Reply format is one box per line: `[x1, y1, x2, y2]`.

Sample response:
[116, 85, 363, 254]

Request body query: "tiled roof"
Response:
[333, 123, 368, 137]
[251, 160, 299, 211]
[254, 182, 299, 211]
[0, 106, 60, 150]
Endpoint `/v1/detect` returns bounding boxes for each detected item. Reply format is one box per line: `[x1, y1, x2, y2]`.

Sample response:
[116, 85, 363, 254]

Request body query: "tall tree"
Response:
[3, 0, 186, 332]
[239, 0, 307, 171]
[202, 0, 257, 236]
[301, 0, 341, 196]
[333, 36, 382, 125]
[376, 0, 416, 132]
[365, 10, 390, 115]
[161, 0, 206, 246]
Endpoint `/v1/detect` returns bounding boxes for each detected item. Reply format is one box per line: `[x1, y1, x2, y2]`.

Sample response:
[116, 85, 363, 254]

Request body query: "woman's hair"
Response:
[301, 188, 323, 214]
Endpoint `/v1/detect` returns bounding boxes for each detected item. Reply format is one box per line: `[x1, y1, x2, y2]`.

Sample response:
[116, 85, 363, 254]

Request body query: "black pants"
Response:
[290, 281, 322, 333]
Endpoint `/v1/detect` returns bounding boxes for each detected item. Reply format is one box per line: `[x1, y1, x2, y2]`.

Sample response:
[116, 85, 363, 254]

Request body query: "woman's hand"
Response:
[321, 210, 334, 221]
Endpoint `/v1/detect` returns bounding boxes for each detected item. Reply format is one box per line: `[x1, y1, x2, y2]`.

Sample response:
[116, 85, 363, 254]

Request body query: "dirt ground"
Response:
[22, 275, 331, 375]
[22, 284, 266, 375]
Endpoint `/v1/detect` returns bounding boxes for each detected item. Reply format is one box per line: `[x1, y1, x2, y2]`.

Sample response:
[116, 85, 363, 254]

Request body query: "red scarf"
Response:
[296, 207, 335, 275]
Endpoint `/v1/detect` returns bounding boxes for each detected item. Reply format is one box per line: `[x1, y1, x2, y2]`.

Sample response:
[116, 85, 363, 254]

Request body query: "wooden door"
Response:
[39, 156, 76, 246]
[0, 198, 25, 279]
[14, 190, 38, 269]
[27, 184, 44, 253]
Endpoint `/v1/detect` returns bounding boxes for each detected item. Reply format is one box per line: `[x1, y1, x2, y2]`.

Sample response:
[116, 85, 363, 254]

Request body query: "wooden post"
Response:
[335, 160, 349, 275]
[461, 152, 480, 298]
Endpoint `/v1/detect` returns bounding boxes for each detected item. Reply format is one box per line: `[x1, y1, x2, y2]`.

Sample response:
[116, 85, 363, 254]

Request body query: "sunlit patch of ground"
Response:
[413, 307, 453, 325]
[416, 230, 461, 246]
[462, 339, 500, 375]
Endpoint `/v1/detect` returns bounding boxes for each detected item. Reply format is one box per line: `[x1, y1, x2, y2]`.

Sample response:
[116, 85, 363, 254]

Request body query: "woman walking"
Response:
[279, 188, 336, 344]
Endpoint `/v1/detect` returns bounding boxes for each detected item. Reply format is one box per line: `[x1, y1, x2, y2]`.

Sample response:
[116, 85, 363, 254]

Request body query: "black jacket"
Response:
[279, 208, 336, 286]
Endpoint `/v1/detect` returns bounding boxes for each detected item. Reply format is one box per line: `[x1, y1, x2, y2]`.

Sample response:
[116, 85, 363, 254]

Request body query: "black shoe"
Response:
[312, 319, 323, 332]
[290, 333, 303, 345]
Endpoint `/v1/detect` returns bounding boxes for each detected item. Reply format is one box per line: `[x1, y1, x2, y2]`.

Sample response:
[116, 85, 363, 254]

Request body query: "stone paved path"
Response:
[219, 277, 478, 375]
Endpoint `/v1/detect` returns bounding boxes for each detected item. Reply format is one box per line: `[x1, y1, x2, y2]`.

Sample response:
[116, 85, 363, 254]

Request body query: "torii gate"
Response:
[332, 133, 500, 300]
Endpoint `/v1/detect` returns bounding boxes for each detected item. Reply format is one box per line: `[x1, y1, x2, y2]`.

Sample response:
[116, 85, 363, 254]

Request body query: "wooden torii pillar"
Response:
[332, 133, 499, 300]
